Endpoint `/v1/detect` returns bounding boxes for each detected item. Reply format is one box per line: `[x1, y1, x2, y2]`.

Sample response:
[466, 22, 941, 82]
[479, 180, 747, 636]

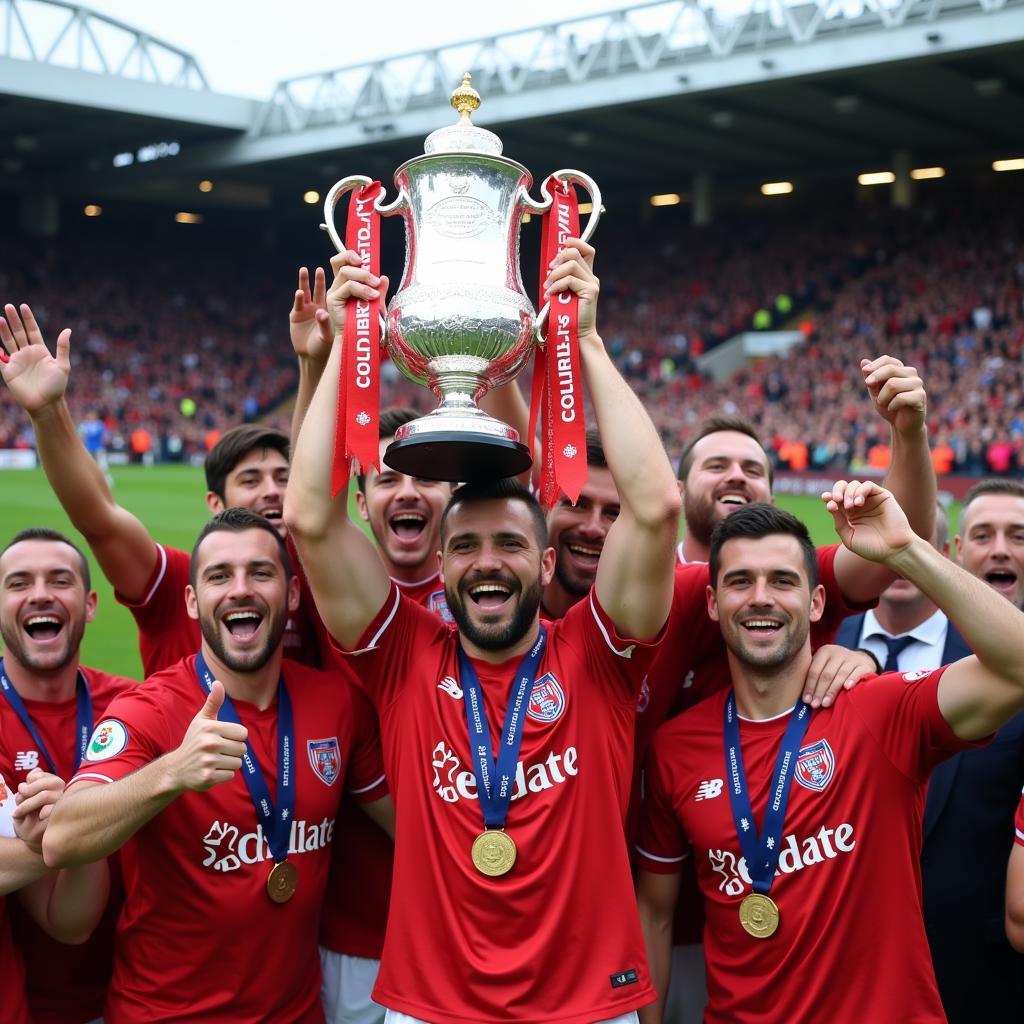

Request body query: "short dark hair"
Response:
[677, 414, 773, 487]
[356, 407, 420, 492]
[961, 478, 1024, 523]
[189, 508, 293, 589]
[204, 425, 290, 501]
[709, 503, 817, 589]
[585, 428, 608, 470]
[441, 477, 548, 549]
[1, 527, 91, 590]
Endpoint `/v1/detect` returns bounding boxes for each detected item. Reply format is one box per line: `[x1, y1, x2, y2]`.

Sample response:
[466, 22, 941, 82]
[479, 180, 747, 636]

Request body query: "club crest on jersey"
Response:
[307, 738, 341, 786]
[428, 590, 453, 623]
[527, 672, 566, 724]
[85, 719, 128, 762]
[795, 739, 835, 793]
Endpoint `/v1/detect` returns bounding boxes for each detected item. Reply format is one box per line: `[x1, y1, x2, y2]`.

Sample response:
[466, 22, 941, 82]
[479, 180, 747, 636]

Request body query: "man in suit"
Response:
[837, 488, 1024, 1021]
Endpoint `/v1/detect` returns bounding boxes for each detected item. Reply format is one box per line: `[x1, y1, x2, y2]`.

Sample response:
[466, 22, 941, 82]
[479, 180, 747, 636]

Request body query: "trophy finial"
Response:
[451, 73, 481, 124]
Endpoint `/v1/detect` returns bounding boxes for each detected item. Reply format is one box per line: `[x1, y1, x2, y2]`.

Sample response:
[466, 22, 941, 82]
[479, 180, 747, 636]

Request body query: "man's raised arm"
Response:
[283, 266, 392, 651]
[833, 356, 935, 603]
[824, 479, 1024, 740]
[544, 241, 681, 641]
[0, 304, 158, 601]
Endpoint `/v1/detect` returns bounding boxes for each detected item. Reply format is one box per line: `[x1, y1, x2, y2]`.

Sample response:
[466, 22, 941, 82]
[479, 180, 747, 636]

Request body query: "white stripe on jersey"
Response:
[349, 772, 387, 795]
[589, 593, 636, 658]
[350, 587, 402, 655]
[635, 844, 688, 864]
[69, 771, 115, 786]
[139, 543, 169, 607]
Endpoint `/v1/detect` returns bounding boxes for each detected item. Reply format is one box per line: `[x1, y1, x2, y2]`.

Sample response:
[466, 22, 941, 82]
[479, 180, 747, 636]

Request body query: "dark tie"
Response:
[882, 634, 916, 673]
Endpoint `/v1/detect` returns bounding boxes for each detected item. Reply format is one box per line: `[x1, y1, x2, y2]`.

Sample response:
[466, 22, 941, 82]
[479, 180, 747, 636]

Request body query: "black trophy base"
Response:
[384, 431, 532, 483]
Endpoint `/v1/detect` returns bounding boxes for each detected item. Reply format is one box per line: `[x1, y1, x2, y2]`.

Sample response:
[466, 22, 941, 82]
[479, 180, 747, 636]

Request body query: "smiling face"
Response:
[356, 437, 449, 578]
[683, 431, 773, 547]
[441, 497, 555, 654]
[957, 493, 1024, 607]
[546, 467, 619, 601]
[0, 539, 96, 675]
[707, 534, 824, 671]
[186, 527, 298, 674]
[207, 448, 290, 537]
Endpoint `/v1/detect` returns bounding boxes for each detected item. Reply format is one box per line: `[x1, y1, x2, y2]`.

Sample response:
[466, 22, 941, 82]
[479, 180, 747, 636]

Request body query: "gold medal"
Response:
[471, 829, 516, 877]
[266, 860, 299, 904]
[739, 892, 779, 939]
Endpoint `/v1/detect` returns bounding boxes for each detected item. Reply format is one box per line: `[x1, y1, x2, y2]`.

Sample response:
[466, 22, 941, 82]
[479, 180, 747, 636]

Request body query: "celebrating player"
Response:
[286, 238, 681, 1023]
[42, 509, 392, 1023]
[0, 302, 323, 677]
[1008, 789, 1024, 951]
[0, 527, 134, 1023]
[838, 487, 1024, 1020]
[636, 483, 1024, 1023]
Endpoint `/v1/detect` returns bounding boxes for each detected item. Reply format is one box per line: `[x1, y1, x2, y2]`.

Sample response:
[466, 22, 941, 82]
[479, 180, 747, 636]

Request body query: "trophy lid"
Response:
[423, 73, 503, 157]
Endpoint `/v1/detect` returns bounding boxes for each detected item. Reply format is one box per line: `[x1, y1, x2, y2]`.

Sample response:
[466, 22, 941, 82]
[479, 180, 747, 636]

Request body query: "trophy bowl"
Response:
[322, 74, 601, 482]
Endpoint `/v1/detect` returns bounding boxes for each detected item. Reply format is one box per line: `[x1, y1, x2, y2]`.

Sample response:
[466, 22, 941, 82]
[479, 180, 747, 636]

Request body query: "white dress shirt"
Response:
[859, 606, 950, 673]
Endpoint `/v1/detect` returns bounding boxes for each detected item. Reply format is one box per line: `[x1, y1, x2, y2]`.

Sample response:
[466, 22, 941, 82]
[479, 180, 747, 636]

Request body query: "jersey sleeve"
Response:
[848, 667, 988, 781]
[330, 582, 450, 711]
[343, 684, 388, 803]
[815, 544, 878, 639]
[635, 738, 691, 874]
[70, 686, 173, 787]
[1015, 788, 1024, 848]
[557, 589, 665, 704]
[114, 544, 195, 675]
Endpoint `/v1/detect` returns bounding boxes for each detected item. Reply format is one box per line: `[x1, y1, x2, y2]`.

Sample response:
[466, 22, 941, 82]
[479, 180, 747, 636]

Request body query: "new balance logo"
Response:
[14, 751, 39, 772]
[695, 778, 723, 801]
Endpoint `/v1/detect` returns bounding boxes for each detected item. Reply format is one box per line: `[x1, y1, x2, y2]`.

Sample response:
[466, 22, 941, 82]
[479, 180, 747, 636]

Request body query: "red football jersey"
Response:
[0, 761, 30, 1024]
[637, 668, 982, 1023]
[117, 542, 321, 676]
[337, 584, 659, 1023]
[318, 571, 448, 960]
[1015, 787, 1024, 847]
[70, 657, 386, 1024]
[0, 667, 133, 1024]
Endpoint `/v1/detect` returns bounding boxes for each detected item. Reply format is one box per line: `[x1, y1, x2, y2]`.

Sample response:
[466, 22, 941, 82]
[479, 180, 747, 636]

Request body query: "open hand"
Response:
[0, 303, 71, 415]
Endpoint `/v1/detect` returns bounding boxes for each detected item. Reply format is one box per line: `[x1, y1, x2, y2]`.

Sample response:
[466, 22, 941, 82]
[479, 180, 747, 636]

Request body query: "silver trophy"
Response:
[322, 74, 601, 482]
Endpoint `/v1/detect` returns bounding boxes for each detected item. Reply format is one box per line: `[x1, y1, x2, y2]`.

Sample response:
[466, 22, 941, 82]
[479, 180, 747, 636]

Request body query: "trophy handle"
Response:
[524, 169, 604, 346]
[320, 175, 406, 340]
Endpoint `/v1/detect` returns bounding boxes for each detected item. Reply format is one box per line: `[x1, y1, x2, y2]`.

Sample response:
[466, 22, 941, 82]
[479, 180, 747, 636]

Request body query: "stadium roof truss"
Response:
[0, 0, 252, 127]
[241, 0, 1024, 163]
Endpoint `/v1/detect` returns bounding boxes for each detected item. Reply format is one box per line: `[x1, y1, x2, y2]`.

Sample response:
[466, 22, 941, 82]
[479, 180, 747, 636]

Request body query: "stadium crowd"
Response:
[1, 212, 1024, 1024]
[2, 194, 1022, 478]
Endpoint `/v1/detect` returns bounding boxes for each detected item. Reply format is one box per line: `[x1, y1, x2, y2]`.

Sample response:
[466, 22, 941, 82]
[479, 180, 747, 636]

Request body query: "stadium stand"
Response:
[1, 189, 1021, 473]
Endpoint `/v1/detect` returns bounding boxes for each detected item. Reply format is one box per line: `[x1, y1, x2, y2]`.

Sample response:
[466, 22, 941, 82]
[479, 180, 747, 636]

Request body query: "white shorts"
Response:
[384, 1011, 639, 1024]
[664, 943, 708, 1024]
[319, 947, 385, 1024]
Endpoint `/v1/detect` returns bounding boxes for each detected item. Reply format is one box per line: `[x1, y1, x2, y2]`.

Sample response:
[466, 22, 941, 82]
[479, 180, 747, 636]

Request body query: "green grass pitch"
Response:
[0, 466, 958, 679]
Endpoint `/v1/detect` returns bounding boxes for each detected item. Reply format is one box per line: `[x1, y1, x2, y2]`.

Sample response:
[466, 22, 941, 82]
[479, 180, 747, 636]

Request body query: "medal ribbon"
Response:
[457, 627, 547, 829]
[529, 177, 587, 509]
[195, 652, 295, 865]
[332, 180, 383, 495]
[0, 658, 93, 774]
[723, 692, 812, 895]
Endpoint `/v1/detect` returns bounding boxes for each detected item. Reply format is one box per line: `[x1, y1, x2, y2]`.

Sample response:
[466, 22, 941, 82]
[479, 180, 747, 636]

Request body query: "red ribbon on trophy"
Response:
[332, 180, 383, 496]
[529, 177, 587, 509]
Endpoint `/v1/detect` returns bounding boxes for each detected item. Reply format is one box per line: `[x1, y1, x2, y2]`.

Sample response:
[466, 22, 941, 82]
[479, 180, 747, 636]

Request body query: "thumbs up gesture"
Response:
[167, 681, 249, 793]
